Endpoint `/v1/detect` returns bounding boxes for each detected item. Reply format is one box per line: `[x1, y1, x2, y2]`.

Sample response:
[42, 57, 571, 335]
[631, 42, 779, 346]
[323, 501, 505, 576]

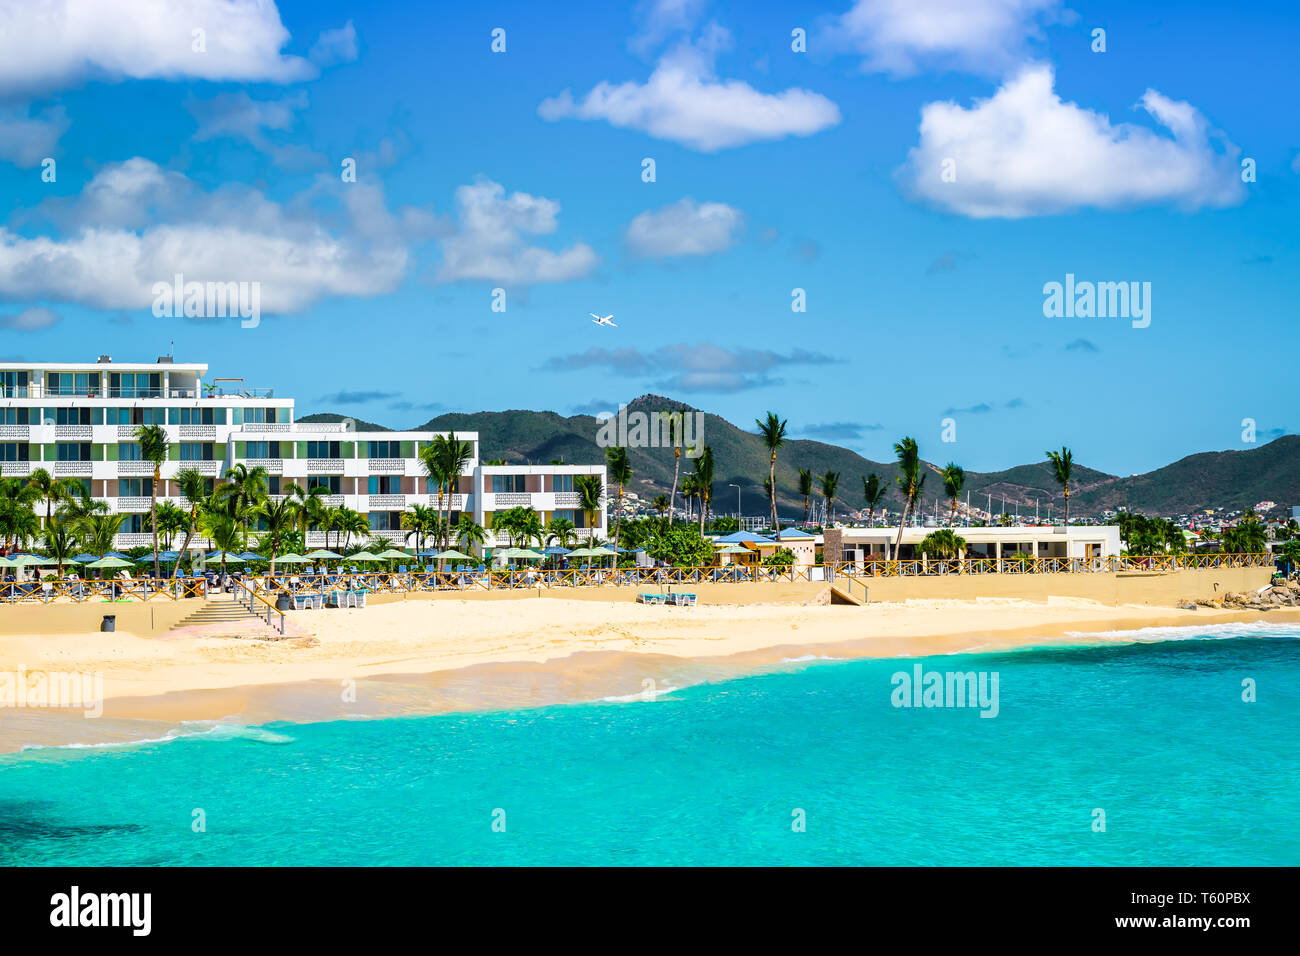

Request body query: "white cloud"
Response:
[540, 26, 840, 152]
[630, 0, 707, 55]
[0, 158, 431, 314]
[434, 179, 598, 284]
[309, 20, 359, 67]
[0, 0, 312, 95]
[626, 198, 744, 257]
[900, 65, 1246, 218]
[0, 307, 61, 330]
[0, 106, 68, 167]
[825, 0, 1064, 76]
[187, 91, 308, 144]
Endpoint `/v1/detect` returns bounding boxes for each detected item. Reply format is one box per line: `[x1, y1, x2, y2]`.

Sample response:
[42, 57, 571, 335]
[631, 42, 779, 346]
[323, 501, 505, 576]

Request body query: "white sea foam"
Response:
[1064, 621, 1300, 643]
[17, 719, 293, 753]
[779, 653, 844, 663]
[600, 684, 685, 703]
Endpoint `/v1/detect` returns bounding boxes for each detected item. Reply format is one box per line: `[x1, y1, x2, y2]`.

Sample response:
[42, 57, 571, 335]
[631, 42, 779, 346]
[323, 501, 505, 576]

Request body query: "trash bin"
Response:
[276, 594, 291, 612]
[101, 614, 115, 632]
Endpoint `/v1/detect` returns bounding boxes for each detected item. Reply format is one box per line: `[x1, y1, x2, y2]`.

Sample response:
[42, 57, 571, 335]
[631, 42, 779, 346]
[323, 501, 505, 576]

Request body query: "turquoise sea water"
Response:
[2, 625, 1298, 866]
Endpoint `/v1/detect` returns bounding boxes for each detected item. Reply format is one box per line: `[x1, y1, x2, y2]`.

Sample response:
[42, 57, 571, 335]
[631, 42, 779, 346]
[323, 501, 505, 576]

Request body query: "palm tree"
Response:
[652, 494, 669, 518]
[1045, 447, 1073, 526]
[454, 514, 489, 557]
[919, 529, 967, 574]
[892, 437, 926, 561]
[402, 502, 441, 556]
[574, 474, 604, 539]
[665, 409, 682, 525]
[798, 468, 813, 524]
[694, 446, 714, 535]
[941, 463, 966, 526]
[820, 471, 840, 527]
[173, 467, 209, 570]
[255, 497, 297, 574]
[155, 500, 187, 549]
[0, 476, 41, 549]
[755, 411, 788, 530]
[862, 473, 884, 528]
[85, 513, 127, 557]
[221, 462, 269, 537]
[679, 473, 699, 523]
[606, 446, 632, 559]
[134, 424, 169, 579]
[544, 516, 577, 549]
[44, 517, 79, 576]
[200, 510, 243, 579]
[335, 507, 370, 552]
[418, 438, 452, 543]
[25, 467, 78, 533]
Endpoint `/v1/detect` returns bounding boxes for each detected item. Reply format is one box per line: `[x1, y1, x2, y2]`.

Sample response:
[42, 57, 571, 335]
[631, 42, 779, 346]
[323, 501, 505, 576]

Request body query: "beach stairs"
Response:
[828, 575, 868, 606]
[173, 594, 263, 630]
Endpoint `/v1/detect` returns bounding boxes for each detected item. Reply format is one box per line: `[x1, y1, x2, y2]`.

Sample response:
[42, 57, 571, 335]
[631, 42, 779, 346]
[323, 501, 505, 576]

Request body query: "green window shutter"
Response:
[296, 441, 307, 459]
[90, 408, 104, 425]
[106, 443, 118, 462]
[235, 441, 246, 458]
[343, 441, 356, 458]
[168, 444, 180, 461]
[401, 441, 414, 458]
[43, 443, 55, 461]
[91, 444, 103, 461]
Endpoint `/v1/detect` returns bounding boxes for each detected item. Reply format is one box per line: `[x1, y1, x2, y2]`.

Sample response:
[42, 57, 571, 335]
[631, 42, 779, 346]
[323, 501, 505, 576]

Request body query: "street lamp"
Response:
[729, 484, 741, 521]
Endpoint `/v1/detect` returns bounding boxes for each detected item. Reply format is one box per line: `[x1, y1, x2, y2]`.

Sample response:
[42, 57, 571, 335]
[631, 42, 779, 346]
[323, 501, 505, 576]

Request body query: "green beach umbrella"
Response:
[85, 556, 134, 569]
[717, 544, 751, 554]
[376, 548, 411, 560]
[346, 551, 382, 562]
[566, 547, 596, 557]
[274, 553, 311, 564]
[434, 549, 473, 562]
[306, 549, 342, 559]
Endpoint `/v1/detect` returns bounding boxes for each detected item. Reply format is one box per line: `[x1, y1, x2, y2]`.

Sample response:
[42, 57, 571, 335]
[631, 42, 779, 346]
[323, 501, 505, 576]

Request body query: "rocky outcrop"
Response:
[1185, 582, 1300, 610]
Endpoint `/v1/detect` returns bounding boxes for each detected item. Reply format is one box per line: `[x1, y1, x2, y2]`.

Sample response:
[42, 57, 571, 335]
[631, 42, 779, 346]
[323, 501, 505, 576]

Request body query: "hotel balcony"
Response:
[0, 425, 30, 439]
[246, 458, 283, 474]
[553, 492, 581, 508]
[55, 424, 93, 440]
[179, 424, 217, 439]
[117, 460, 154, 475]
[493, 492, 533, 507]
[53, 461, 92, 476]
[427, 493, 466, 510]
[368, 458, 404, 473]
[0, 461, 32, 477]
[307, 458, 344, 472]
[240, 422, 291, 432]
[368, 494, 406, 509]
[116, 497, 153, 512]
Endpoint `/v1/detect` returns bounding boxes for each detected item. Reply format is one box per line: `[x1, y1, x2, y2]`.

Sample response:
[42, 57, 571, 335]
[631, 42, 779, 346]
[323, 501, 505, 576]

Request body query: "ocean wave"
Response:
[779, 653, 845, 663]
[1064, 621, 1300, 643]
[599, 684, 685, 703]
[16, 719, 294, 754]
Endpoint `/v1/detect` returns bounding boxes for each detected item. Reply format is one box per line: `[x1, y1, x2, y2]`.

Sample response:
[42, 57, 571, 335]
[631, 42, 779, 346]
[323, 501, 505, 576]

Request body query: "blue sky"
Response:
[0, 0, 1295, 474]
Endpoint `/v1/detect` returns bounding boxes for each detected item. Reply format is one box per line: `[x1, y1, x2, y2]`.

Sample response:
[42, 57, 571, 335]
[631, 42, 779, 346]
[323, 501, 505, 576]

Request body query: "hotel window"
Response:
[307, 441, 341, 459]
[307, 476, 342, 495]
[0, 407, 35, 425]
[552, 509, 577, 525]
[552, 474, 575, 493]
[107, 407, 166, 425]
[266, 477, 281, 495]
[233, 407, 280, 425]
[368, 475, 402, 494]
[367, 440, 402, 458]
[45, 372, 100, 396]
[56, 442, 91, 461]
[54, 407, 92, 425]
[179, 443, 215, 461]
[108, 372, 161, 398]
[0, 371, 29, 397]
[245, 441, 280, 459]
[0, 443, 29, 462]
[367, 511, 403, 531]
[170, 407, 216, 425]
[118, 443, 143, 461]
[491, 474, 527, 493]
[118, 478, 154, 497]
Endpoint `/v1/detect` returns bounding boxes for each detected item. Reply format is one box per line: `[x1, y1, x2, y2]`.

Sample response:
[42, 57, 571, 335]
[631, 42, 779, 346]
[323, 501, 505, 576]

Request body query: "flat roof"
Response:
[0, 361, 207, 372]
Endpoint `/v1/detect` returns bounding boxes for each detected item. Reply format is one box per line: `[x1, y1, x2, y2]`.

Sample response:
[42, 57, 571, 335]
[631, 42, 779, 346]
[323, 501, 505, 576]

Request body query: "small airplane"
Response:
[590, 313, 617, 327]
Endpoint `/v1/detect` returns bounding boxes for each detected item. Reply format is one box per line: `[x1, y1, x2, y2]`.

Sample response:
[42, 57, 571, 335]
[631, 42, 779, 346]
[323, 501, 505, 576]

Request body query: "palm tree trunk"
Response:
[151, 467, 160, 580]
[1064, 486, 1070, 526]
[768, 454, 777, 529]
[669, 451, 680, 526]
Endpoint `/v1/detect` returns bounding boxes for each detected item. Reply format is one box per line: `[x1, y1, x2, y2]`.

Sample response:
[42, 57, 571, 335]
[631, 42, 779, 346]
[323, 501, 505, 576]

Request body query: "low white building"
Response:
[826, 525, 1122, 562]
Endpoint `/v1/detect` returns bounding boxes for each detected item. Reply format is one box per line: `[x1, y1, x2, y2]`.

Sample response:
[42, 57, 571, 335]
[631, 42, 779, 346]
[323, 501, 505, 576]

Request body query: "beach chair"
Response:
[672, 592, 697, 607]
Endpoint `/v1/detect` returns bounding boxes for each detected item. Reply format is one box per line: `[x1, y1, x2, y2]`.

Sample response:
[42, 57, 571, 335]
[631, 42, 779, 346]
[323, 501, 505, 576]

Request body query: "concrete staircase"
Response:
[174, 594, 262, 629]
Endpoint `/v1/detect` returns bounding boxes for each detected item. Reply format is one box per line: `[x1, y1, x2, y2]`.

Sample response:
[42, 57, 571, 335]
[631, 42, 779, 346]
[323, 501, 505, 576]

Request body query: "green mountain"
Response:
[301, 396, 1299, 520]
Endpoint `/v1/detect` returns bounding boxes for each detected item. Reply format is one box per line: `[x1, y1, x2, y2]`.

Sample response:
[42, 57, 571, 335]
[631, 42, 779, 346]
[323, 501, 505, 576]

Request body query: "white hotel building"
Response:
[0, 357, 606, 553]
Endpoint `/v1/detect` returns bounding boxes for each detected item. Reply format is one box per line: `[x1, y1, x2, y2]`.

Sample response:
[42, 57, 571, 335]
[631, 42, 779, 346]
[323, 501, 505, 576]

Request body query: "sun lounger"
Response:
[671, 592, 697, 607]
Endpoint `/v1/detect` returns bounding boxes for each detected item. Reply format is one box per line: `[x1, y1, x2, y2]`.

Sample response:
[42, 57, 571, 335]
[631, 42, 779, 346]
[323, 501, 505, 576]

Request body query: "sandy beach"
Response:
[2, 565, 1297, 753]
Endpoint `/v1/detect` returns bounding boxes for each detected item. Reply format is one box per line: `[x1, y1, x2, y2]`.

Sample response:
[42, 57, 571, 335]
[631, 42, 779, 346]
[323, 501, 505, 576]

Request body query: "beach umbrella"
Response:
[415, 548, 440, 558]
[566, 547, 596, 557]
[85, 556, 134, 569]
[717, 544, 751, 554]
[306, 549, 342, 559]
[205, 550, 244, 564]
[434, 549, 473, 562]
[499, 547, 543, 562]
[376, 548, 411, 560]
[236, 551, 262, 561]
[347, 551, 382, 562]
[105, 551, 132, 560]
[541, 546, 571, 555]
[71, 553, 98, 563]
[274, 553, 311, 564]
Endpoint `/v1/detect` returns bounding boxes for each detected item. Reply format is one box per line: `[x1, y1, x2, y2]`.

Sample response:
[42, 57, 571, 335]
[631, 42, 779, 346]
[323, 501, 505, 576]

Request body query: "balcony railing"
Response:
[368, 458, 404, 473]
[0, 461, 32, 477]
[493, 492, 533, 507]
[179, 424, 217, 439]
[116, 497, 153, 512]
[246, 458, 283, 474]
[116, 460, 154, 475]
[0, 425, 29, 439]
[307, 458, 344, 472]
[54, 461, 92, 475]
[240, 423, 291, 432]
[54, 424, 93, 439]
[427, 493, 466, 510]
[369, 494, 406, 508]
[552, 492, 580, 507]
